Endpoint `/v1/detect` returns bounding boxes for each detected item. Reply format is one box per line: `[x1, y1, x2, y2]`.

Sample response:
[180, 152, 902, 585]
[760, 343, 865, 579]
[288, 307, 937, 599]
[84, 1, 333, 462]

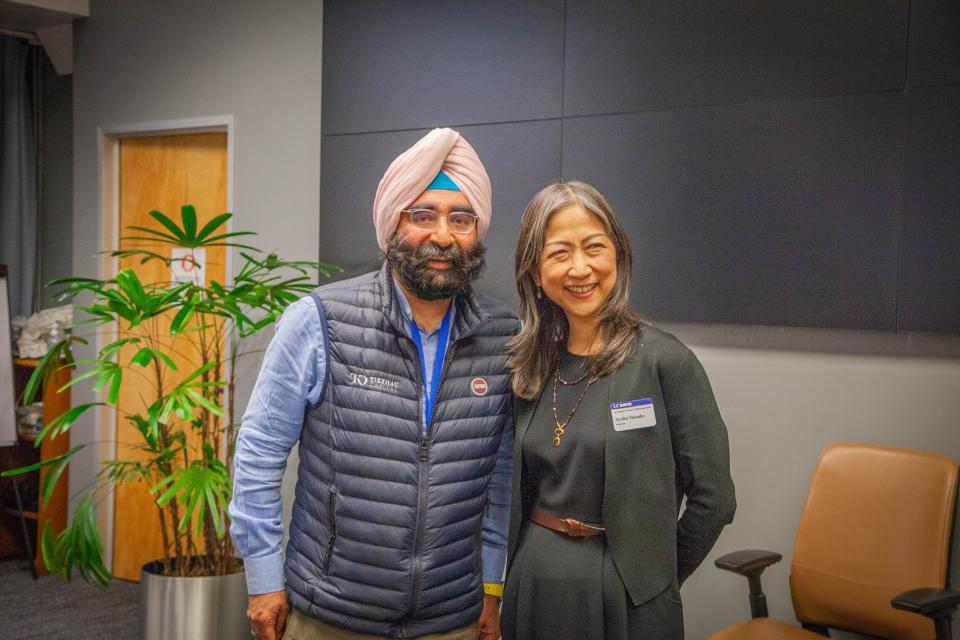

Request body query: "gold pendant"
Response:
[553, 421, 566, 447]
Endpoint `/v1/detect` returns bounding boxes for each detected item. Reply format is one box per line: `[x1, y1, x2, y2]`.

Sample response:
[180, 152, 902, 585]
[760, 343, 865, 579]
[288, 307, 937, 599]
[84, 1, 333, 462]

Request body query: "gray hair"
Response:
[507, 181, 641, 399]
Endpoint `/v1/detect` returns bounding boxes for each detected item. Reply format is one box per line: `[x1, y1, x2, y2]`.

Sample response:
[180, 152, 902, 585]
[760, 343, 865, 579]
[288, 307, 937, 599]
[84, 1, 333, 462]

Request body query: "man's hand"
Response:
[248, 590, 289, 640]
[476, 593, 501, 640]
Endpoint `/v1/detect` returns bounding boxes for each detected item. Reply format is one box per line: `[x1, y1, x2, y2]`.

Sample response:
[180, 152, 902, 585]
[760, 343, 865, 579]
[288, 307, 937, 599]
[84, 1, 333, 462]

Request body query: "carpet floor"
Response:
[0, 558, 140, 639]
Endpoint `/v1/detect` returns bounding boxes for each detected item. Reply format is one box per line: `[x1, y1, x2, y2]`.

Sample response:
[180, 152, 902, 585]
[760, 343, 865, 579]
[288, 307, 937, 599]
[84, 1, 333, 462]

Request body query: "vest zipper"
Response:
[402, 341, 428, 626]
[322, 486, 337, 576]
[407, 437, 430, 619]
[405, 341, 458, 621]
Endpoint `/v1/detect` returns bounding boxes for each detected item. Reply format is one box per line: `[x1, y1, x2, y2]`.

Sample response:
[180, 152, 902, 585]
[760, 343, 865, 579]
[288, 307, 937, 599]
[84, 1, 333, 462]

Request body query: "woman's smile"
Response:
[564, 283, 599, 298]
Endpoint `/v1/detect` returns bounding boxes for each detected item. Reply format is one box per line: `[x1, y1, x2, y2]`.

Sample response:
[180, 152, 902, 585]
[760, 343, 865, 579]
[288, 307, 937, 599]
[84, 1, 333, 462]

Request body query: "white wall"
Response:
[673, 325, 960, 639]
[71, 0, 322, 557]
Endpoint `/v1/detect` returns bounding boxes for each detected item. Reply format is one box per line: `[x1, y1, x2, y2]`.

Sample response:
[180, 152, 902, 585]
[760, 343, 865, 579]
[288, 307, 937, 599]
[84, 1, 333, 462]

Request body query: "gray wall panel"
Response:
[797, 1, 908, 95]
[320, 120, 562, 305]
[899, 84, 960, 332]
[907, 0, 960, 88]
[563, 0, 799, 116]
[322, 0, 958, 332]
[562, 93, 902, 328]
[322, 0, 564, 135]
[564, 0, 908, 117]
[791, 94, 903, 329]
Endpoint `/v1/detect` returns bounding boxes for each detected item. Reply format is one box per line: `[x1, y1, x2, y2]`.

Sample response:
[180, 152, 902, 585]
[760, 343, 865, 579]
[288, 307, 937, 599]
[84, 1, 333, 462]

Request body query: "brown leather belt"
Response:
[530, 506, 605, 538]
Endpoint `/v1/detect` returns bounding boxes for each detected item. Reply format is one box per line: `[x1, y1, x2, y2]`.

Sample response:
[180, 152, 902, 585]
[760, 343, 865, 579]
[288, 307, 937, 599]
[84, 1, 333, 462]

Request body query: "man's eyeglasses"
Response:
[401, 209, 478, 235]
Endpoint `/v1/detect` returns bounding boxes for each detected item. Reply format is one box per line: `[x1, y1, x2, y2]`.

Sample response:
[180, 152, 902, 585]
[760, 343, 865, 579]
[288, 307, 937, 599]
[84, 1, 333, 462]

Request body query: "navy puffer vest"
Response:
[284, 265, 518, 637]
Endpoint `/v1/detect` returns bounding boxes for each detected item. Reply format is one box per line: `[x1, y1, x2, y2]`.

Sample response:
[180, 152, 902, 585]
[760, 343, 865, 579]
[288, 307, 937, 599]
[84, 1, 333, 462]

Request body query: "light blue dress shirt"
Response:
[229, 283, 513, 595]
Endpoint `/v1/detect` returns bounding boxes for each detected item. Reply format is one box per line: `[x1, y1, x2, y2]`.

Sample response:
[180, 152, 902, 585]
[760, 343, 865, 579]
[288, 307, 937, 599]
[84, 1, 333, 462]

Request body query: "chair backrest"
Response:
[790, 443, 958, 639]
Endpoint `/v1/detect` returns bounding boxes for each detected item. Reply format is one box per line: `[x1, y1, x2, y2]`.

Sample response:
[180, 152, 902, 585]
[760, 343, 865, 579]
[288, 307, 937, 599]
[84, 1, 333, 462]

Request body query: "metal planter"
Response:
[140, 560, 250, 640]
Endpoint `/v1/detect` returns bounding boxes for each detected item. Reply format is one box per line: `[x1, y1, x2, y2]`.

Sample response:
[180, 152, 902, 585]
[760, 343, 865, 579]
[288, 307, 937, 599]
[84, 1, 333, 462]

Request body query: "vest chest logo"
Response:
[470, 377, 489, 396]
[348, 371, 400, 392]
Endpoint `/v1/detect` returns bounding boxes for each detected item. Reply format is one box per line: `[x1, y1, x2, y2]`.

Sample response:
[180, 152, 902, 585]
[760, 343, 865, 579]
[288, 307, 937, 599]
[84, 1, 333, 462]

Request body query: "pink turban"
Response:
[373, 128, 492, 251]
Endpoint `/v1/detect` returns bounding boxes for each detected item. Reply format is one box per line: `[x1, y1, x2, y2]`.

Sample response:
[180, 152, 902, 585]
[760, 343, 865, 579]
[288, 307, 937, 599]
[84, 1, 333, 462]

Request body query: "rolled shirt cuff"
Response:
[242, 552, 286, 595]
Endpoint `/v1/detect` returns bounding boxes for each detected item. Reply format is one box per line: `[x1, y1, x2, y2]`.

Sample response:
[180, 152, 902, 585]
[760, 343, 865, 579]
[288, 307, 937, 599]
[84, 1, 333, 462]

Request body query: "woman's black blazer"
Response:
[506, 325, 736, 606]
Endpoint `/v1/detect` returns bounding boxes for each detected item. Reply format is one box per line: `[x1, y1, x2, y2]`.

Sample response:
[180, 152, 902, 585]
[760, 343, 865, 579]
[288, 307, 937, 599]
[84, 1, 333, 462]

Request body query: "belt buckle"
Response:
[562, 517, 584, 537]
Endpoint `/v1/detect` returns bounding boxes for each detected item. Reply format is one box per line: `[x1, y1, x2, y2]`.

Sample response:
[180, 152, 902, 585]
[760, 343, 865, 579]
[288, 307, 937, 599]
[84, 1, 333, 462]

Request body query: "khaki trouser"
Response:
[283, 608, 479, 640]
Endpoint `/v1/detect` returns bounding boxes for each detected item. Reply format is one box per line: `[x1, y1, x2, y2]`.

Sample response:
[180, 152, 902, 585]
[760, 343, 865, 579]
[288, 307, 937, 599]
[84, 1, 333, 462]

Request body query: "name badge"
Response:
[610, 398, 656, 431]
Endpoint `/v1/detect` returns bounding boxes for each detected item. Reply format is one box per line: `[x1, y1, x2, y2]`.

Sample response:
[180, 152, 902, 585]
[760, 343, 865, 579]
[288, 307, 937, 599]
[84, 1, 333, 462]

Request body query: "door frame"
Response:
[95, 116, 235, 571]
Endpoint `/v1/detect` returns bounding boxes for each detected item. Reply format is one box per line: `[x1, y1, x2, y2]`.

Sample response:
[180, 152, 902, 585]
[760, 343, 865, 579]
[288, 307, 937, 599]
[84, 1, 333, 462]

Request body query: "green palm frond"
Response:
[151, 461, 231, 538]
[41, 495, 112, 588]
[1, 444, 87, 508]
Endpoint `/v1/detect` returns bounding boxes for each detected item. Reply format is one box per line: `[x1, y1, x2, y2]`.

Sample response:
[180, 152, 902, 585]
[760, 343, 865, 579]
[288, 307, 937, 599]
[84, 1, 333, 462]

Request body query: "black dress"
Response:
[501, 352, 684, 640]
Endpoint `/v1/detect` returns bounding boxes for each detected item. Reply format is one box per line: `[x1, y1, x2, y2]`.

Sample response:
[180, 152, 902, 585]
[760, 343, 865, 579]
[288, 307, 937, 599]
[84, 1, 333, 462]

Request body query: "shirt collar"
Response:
[391, 278, 456, 338]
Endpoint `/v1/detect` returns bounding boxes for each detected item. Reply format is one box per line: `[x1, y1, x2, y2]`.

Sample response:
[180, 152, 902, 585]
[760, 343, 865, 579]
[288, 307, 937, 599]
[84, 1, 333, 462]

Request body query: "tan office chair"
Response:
[711, 442, 960, 640]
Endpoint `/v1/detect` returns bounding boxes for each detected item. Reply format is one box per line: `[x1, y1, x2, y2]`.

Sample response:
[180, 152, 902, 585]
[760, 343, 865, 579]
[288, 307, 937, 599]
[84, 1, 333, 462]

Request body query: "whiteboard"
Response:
[0, 266, 16, 446]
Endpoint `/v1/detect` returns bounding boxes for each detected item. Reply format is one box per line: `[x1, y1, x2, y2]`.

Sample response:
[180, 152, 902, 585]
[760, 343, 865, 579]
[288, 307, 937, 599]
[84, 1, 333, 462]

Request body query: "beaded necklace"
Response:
[551, 355, 595, 446]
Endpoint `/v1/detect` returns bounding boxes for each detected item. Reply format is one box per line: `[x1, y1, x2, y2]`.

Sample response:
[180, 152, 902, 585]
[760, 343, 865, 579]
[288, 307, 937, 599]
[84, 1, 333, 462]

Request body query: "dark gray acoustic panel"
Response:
[899, 85, 960, 333]
[562, 93, 903, 329]
[319, 120, 562, 306]
[797, 0, 908, 96]
[563, 0, 798, 116]
[563, 0, 908, 118]
[321, 0, 564, 135]
[320, 0, 954, 331]
[907, 0, 960, 88]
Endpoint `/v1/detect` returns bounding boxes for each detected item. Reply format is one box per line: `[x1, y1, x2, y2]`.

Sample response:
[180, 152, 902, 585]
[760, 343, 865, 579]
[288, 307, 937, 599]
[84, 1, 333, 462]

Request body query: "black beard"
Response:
[385, 233, 486, 301]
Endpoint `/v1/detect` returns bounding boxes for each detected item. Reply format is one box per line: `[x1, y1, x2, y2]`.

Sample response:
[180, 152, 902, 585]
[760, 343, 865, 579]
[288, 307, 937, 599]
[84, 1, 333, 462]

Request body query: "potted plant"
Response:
[3, 205, 338, 637]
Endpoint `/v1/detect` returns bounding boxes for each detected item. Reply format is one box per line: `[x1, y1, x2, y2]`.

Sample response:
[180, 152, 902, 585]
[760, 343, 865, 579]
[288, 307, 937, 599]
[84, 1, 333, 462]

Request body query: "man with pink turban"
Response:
[231, 128, 518, 640]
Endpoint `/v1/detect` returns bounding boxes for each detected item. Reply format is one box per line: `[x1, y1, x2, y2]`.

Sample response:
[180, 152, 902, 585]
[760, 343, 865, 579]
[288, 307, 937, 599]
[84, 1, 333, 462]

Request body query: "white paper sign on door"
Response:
[171, 248, 206, 286]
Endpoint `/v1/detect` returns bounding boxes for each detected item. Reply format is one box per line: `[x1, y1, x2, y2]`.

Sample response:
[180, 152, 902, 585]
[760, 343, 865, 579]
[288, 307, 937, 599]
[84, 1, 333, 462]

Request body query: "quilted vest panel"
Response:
[284, 266, 518, 637]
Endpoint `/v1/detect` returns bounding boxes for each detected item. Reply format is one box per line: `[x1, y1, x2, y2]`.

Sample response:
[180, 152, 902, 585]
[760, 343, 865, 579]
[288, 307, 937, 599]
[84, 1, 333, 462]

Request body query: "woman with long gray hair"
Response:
[500, 181, 736, 639]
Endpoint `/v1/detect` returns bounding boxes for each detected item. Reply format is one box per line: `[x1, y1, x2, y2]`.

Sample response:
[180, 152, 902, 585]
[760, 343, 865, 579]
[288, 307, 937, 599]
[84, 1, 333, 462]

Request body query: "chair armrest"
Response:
[892, 587, 960, 615]
[715, 549, 782, 578]
[892, 588, 960, 640]
[714, 550, 782, 619]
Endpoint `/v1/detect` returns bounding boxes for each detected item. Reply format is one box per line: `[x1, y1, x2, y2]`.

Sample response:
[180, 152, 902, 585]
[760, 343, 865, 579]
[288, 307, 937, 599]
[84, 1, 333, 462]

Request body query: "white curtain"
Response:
[0, 34, 39, 317]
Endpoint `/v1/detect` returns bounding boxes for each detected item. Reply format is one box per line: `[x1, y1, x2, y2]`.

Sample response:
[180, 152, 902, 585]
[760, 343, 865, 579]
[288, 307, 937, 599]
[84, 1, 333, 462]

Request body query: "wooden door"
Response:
[113, 132, 227, 581]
